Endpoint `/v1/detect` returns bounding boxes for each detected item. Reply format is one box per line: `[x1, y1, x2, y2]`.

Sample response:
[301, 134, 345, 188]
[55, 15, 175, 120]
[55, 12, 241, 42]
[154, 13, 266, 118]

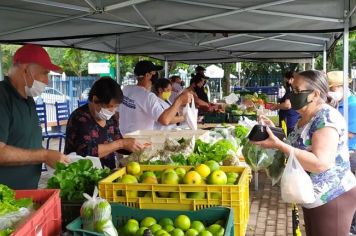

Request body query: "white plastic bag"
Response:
[80, 187, 118, 236]
[281, 148, 315, 204]
[0, 208, 31, 230]
[183, 98, 198, 130]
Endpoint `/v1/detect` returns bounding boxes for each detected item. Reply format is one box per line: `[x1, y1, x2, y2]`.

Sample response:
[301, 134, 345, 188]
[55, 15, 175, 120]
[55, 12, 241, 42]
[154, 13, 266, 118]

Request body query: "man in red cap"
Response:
[0, 44, 69, 189]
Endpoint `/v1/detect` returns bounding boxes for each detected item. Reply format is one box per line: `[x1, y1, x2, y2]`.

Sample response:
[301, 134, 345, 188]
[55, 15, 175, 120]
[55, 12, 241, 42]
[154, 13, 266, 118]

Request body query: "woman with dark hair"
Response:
[272, 71, 300, 134]
[153, 78, 185, 130]
[64, 77, 145, 169]
[185, 74, 210, 109]
[255, 70, 356, 236]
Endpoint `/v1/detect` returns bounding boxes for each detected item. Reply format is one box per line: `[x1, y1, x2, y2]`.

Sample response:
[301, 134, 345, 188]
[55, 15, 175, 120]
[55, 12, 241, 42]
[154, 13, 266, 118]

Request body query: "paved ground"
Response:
[42, 138, 306, 236]
[246, 172, 306, 236]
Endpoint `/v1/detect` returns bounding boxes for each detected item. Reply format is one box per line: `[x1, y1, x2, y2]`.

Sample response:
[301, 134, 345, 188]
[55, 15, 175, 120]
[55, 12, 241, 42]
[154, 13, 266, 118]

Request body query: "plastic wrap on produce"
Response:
[0, 208, 31, 230]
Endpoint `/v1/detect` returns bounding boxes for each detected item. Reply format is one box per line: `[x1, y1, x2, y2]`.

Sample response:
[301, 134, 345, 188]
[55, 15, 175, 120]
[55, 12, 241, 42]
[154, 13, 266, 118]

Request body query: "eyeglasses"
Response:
[292, 89, 313, 94]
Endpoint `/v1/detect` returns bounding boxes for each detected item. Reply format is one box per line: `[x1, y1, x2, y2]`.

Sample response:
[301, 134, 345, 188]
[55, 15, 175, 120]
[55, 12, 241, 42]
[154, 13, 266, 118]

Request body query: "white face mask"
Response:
[328, 91, 343, 102]
[96, 107, 115, 120]
[23, 72, 47, 97]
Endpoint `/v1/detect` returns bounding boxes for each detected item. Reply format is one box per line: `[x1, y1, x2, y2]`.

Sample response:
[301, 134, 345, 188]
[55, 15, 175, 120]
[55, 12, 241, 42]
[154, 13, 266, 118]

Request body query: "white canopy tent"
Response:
[0, 0, 355, 120]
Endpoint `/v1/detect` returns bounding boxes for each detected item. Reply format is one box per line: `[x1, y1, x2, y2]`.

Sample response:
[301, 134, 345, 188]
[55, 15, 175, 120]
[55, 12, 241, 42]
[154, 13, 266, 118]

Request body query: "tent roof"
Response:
[0, 0, 353, 63]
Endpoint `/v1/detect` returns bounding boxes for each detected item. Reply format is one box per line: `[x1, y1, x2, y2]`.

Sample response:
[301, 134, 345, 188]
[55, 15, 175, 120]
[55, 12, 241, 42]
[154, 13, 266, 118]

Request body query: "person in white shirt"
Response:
[119, 61, 191, 135]
[169, 75, 184, 103]
[154, 78, 185, 130]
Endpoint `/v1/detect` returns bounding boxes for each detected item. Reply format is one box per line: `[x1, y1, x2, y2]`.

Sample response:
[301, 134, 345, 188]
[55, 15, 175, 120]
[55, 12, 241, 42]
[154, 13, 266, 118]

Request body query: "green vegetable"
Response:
[194, 139, 237, 163]
[234, 125, 250, 142]
[0, 228, 14, 236]
[242, 142, 274, 171]
[0, 184, 33, 217]
[47, 159, 111, 201]
[170, 154, 187, 165]
[266, 150, 286, 185]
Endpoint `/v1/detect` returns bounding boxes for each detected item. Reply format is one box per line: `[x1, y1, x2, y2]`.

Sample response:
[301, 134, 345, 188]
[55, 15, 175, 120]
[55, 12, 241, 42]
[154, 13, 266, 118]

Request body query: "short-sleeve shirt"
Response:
[0, 77, 42, 189]
[64, 104, 122, 169]
[278, 88, 300, 129]
[287, 104, 356, 208]
[337, 90, 356, 150]
[119, 85, 165, 135]
[154, 98, 177, 131]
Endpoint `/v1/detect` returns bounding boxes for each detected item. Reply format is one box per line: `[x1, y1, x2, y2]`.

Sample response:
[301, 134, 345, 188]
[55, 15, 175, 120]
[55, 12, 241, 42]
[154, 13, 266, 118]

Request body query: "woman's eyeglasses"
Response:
[292, 89, 313, 94]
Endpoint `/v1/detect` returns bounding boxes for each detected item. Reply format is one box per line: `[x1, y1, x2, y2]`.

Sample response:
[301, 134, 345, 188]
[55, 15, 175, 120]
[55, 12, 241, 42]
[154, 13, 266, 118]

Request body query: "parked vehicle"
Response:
[80, 88, 90, 100]
[35, 87, 69, 104]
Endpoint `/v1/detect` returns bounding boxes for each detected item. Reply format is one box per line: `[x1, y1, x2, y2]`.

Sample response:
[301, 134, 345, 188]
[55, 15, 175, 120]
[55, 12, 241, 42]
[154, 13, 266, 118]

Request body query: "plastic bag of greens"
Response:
[265, 150, 286, 185]
[242, 142, 274, 171]
[0, 208, 31, 230]
[80, 188, 98, 231]
[80, 187, 118, 236]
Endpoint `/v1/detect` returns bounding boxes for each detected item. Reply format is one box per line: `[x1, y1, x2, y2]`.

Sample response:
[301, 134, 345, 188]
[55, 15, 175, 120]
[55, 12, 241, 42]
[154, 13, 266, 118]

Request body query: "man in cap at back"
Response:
[327, 71, 356, 235]
[119, 60, 192, 135]
[0, 44, 69, 189]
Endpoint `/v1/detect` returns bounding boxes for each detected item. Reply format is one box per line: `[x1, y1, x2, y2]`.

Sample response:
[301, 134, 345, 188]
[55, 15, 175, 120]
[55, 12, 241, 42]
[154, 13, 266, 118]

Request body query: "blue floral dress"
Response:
[287, 104, 356, 208]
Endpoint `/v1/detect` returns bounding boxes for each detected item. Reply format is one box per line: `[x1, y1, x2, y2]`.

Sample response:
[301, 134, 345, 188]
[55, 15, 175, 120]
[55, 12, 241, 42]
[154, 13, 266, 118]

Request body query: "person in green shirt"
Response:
[0, 44, 69, 189]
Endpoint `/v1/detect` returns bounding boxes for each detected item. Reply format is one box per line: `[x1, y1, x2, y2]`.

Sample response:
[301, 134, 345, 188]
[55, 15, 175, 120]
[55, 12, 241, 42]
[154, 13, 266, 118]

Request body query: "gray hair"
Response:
[297, 70, 329, 101]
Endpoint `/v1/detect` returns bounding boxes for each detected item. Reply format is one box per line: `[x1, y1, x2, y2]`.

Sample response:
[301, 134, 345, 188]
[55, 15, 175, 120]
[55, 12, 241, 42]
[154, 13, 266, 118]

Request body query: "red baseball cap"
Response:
[13, 44, 62, 72]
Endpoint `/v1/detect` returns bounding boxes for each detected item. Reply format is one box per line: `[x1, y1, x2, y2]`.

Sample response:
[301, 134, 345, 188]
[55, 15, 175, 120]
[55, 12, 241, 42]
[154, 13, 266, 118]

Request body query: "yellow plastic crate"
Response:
[99, 165, 250, 236]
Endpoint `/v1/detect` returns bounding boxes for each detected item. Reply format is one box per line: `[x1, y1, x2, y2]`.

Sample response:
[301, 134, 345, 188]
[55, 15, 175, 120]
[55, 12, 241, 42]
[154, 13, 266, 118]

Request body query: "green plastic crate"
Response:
[66, 204, 234, 236]
[203, 113, 227, 123]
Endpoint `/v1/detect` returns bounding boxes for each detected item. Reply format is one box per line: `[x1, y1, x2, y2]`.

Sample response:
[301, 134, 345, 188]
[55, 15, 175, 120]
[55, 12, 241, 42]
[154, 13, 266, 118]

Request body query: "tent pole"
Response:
[311, 57, 315, 70]
[164, 59, 168, 78]
[323, 42, 327, 72]
[116, 53, 120, 84]
[0, 44, 3, 81]
[343, 9, 349, 126]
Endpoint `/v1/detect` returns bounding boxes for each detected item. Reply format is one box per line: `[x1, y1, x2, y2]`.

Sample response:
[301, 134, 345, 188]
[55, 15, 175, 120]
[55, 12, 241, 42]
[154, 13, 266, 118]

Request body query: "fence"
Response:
[38, 76, 98, 122]
[40, 75, 281, 122]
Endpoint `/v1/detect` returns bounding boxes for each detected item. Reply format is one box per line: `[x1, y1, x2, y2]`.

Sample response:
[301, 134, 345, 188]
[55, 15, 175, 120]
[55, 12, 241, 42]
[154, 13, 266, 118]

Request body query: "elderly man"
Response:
[0, 44, 69, 189]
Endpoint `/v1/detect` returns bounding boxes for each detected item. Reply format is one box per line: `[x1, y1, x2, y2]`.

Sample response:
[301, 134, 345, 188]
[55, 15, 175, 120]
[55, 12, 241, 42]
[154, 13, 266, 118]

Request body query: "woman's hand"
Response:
[258, 115, 276, 127]
[251, 126, 282, 149]
[121, 138, 149, 153]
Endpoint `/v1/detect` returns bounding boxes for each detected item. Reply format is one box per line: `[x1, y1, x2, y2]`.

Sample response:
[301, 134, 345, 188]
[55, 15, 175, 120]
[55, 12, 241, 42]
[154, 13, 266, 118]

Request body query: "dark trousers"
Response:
[350, 151, 356, 234]
[303, 187, 356, 236]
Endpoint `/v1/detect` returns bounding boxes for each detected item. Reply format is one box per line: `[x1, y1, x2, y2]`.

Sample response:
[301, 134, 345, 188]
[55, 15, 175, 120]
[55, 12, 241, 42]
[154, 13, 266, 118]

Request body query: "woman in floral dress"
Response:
[254, 70, 356, 236]
[64, 77, 145, 169]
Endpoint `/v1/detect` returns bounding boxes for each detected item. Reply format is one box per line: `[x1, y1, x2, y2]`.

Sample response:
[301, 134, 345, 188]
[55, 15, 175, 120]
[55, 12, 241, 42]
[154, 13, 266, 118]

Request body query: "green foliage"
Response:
[0, 184, 33, 216]
[194, 139, 237, 163]
[47, 159, 111, 201]
[315, 31, 356, 71]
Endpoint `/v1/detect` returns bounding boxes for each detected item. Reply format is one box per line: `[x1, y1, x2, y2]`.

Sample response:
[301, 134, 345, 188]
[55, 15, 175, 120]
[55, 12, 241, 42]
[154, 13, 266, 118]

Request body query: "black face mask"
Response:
[290, 91, 313, 110]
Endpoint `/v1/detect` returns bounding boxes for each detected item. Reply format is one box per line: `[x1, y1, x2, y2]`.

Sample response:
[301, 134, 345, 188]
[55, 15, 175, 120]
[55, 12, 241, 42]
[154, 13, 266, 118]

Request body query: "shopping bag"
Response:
[281, 148, 315, 204]
[183, 97, 198, 130]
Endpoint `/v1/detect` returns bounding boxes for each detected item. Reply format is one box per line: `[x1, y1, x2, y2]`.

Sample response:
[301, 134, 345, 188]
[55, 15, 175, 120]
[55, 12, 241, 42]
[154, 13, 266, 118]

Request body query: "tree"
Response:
[222, 63, 232, 96]
[1, 44, 21, 75]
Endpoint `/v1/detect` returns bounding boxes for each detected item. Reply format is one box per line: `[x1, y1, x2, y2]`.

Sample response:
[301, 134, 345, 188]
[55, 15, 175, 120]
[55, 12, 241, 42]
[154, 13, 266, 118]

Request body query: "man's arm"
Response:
[0, 142, 68, 168]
